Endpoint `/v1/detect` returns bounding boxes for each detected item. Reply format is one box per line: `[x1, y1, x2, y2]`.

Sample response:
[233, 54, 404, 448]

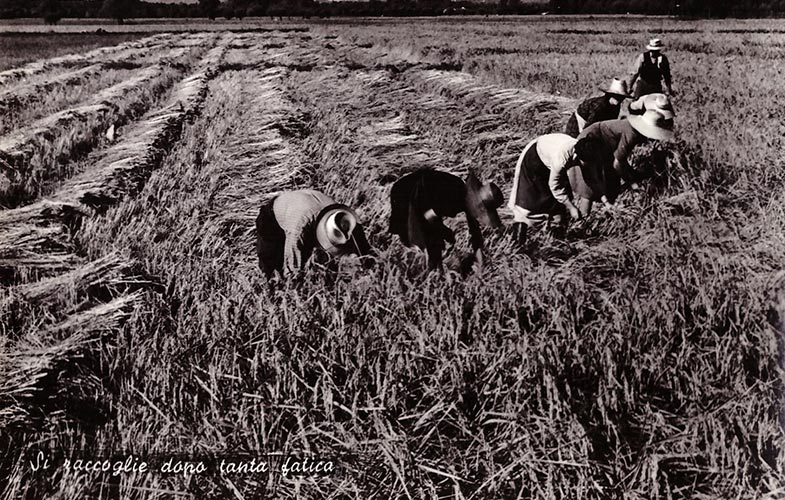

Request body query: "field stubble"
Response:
[0, 16, 783, 500]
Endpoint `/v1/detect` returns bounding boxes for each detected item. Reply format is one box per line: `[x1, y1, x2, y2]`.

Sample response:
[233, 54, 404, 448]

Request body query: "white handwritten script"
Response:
[28, 452, 342, 479]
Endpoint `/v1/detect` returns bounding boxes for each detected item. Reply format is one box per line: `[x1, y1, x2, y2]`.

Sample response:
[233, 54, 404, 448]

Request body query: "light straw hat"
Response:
[646, 38, 665, 51]
[628, 110, 674, 141]
[643, 93, 675, 119]
[600, 78, 631, 98]
[315, 207, 359, 256]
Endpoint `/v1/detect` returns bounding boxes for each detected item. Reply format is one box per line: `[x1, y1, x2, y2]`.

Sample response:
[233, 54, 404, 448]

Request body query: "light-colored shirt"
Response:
[273, 189, 335, 274]
[509, 133, 577, 210]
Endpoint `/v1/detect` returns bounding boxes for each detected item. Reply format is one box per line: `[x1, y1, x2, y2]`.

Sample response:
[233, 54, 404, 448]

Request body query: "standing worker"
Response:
[564, 78, 632, 138]
[256, 189, 372, 277]
[628, 38, 675, 99]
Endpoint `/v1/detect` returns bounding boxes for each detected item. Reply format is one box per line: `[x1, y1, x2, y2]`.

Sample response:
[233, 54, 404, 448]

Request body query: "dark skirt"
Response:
[514, 141, 561, 214]
[567, 160, 623, 203]
[256, 197, 286, 276]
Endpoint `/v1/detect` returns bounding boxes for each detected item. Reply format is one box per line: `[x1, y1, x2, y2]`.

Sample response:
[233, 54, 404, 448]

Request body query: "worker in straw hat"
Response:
[256, 189, 372, 277]
[389, 168, 504, 272]
[508, 133, 604, 245]
[568, 104, 675, 216]
[564, 78, 632, 138]
[627, 92, 675, 118]
[628, 38, 674, 99]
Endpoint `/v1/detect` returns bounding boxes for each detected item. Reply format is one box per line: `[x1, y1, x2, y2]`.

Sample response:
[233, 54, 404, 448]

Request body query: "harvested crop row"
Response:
[0, 65, 314, 498]
[0, 61, 188, 208]
[0, 64, 104, 115]
[221, 32, 342, 70]
[409, 69, 575, 133]
[0, 38, 232, 465]
[0, 39, 216, 136]
[0, 33, 173, 89]
[0, 292, 144, 431]
[0, 36, 231, 285]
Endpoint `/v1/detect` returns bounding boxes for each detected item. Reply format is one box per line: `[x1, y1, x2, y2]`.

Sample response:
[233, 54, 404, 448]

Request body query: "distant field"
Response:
[0, 17, 311, 32]
[0, 16, 783, 499]
[0, 32, 150, 71]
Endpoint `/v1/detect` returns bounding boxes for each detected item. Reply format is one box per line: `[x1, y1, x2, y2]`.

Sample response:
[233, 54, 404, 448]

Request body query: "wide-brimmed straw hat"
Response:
[643, 93, 675, 119]
[646, 38, 665, 51]
[601, 78, 631, 98]
[465, 170, 503, 228]
[316, 207, 359, 256]
[628, 110, 674, 141]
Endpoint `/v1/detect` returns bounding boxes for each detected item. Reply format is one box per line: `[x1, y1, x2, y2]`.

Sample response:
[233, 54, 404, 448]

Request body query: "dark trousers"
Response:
[256, 200, 286, 277]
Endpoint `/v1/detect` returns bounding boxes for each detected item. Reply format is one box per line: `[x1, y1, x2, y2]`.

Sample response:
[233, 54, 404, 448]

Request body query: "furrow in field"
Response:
[0, 36, 232, 440]
[221, 32, 344, 70]
[0, 37, 231, 284]
[0, 34, 224, 209]
[0, 33, 173, 89]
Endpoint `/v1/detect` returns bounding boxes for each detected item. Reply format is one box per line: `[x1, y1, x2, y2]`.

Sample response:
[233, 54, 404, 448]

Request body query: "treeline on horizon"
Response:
[3, 0, 547, 22]
[2, 0, 785, 25]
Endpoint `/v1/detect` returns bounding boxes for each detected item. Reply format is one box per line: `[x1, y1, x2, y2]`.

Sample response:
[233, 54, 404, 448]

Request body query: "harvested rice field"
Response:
[1, 17, 784, 499]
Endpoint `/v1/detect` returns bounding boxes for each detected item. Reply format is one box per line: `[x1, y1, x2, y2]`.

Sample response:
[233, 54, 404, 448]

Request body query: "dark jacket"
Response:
[570, 118, 646, 203]
[389, 169, 483, 268]
[564, 95, 622, 138]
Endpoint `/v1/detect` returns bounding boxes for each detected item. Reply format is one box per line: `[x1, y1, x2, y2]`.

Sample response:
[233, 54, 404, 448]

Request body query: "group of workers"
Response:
[256, 38, 677, 276]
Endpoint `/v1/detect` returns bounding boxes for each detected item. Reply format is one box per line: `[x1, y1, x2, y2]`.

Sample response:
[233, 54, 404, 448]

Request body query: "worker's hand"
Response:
[424, 208, 439, 224]
[601, 195, 613, 208]
[566, 201, 582, 221]
[440, 225, 455, 246]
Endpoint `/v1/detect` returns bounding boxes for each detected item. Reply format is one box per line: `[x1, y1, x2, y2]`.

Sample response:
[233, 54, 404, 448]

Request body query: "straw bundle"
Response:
[410, 69, 576, 131]
[13, 251, 136, 306]
[0, 292, 143, 431]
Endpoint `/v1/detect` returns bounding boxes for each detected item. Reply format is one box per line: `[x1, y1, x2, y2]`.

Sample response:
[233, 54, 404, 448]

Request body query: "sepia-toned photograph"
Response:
[0, 0, 784, 497]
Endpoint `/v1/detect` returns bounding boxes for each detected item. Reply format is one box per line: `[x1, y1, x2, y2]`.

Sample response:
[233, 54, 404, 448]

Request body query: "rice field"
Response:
[1, 16, 784, 499]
